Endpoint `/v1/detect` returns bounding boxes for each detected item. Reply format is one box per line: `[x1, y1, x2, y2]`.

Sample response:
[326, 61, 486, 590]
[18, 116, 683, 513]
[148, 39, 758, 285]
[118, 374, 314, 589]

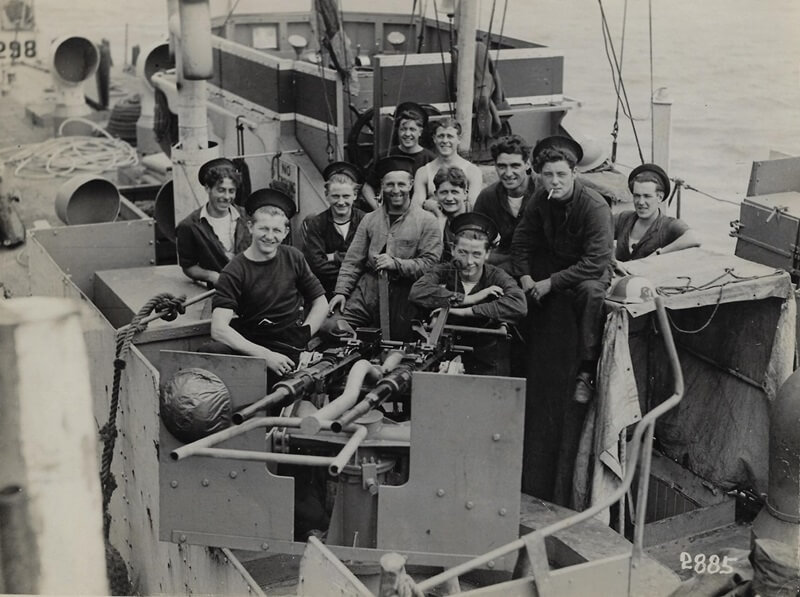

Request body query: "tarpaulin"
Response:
[573, 308, 642, 523]
[574, 248, 795, 514]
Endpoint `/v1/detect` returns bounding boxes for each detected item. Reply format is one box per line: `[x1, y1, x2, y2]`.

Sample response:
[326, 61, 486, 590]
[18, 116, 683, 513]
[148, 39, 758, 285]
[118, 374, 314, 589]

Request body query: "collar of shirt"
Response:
[200, 204, 240, 223]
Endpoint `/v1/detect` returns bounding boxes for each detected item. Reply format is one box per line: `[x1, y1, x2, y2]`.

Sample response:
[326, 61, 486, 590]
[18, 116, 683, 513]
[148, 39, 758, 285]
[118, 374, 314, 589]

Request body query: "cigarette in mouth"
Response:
[547, 189, 554, 200]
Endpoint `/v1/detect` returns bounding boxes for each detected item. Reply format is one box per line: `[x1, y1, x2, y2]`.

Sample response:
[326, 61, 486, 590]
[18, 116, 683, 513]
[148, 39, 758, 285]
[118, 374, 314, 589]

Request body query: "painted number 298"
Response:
[680, 553, 734, 574]
[0, 40, 37, 59]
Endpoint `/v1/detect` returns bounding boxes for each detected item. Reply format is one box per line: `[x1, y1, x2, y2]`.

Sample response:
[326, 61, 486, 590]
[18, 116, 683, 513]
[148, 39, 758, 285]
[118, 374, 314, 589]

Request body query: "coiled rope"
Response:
[0, 117, 138, 179]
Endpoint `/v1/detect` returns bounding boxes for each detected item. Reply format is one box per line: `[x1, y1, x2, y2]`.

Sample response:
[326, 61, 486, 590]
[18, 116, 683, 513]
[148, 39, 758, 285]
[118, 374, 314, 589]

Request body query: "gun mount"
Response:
[157, 320, 525, 571]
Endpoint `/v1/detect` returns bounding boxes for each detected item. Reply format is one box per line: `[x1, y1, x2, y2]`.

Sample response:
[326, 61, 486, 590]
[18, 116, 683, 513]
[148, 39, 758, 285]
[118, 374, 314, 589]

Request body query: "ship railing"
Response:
[409, 295, 684, 596]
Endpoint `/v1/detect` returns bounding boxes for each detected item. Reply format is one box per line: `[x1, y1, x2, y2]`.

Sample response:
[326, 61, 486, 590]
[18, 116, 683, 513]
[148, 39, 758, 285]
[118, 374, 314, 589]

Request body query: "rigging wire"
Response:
[385, 0, 420, 154]
[649, 0, 655, 162]
[610, 0, 629, 164]
[598, 0, 645, 164]
[219, 0, 243, 29]
[313, 5, 338, 161]
[494, 0, 509, 65]
[432, 0, 455, 115]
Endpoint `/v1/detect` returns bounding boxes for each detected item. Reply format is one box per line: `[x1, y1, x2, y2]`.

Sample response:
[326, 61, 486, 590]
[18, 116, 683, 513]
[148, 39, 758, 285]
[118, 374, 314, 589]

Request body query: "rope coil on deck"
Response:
[0, 118, 138, 179]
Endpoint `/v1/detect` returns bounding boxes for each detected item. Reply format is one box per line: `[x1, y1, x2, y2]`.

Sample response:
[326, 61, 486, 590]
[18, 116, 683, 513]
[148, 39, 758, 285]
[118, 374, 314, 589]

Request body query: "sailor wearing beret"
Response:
[511, 135, 614, 404]
[330, 154, 442, 341]
[614, 163, 700, 263]
[301, 161, 367, 297]
[410, 212, 527, 376]
[208, 188, 328, 376]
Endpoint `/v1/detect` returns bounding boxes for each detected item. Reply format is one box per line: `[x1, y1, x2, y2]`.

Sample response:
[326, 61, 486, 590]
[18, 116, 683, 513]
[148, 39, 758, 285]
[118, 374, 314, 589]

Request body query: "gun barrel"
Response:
[232, 387, 292, 424]
[332, 367, 412, 432]
[232, 358, 337, 424]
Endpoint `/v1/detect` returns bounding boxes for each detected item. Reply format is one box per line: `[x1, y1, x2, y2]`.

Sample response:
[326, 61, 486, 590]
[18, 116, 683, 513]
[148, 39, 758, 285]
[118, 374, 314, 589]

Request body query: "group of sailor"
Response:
[175, 101, 700, 403]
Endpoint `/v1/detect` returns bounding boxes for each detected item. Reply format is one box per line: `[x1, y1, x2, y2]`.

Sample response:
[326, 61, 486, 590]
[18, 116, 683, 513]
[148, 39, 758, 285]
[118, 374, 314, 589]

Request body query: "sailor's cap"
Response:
[375, 154, 416, 180]
[628, 163, 671, 197]
[532, 136, 584, 173]
[394, 102, 428, 127]
[244, 187, 296, 219]
[451, 212, 499, 243]
[323, 161, 363, 184]
[198, 157, 236, 186]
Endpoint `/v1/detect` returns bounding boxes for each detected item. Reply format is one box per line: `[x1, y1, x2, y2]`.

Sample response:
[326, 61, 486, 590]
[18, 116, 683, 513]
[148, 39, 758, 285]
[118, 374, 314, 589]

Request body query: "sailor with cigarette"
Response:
[510, 136, 613, 404]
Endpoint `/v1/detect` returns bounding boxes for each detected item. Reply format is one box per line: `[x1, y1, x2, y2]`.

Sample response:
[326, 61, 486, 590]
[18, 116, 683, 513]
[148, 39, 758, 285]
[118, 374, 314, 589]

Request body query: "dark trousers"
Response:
[520, 276, 609, 503]
[561, 279, 609, 362]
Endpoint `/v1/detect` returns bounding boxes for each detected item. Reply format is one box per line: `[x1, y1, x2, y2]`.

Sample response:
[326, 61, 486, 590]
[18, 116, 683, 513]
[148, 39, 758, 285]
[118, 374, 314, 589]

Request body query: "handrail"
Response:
[169, 416, 368, 476]
[414, 296, 684, 594]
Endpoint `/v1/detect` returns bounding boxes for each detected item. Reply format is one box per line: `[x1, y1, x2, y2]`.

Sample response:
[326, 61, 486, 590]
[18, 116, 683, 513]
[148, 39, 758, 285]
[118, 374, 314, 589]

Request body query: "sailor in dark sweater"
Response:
[209, 188, 328, 376]
[432, 165, 470, 263]
[511, 136, 613, 404]
[410, 212, 526, 375]
[301, 161, 366, 298]
[176, 157, 251, 287]
[473, 134, 536, 274]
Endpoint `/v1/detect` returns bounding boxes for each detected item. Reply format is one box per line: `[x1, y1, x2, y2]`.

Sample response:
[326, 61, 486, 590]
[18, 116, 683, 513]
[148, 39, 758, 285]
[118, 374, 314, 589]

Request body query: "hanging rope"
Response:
[416, 0, 427, 52]
[315, 55, 337, 161]
[657, 268, 782, 334]
[598, 0, 645, 164]
[478, 0, 498, 98]
[98, 292, 189, 539]
[337, 1, 354, 130]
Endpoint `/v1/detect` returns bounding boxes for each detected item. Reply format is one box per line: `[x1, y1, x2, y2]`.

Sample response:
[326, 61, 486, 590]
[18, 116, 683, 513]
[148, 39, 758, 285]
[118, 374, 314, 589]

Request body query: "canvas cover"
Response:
[574, 248, 795, 517]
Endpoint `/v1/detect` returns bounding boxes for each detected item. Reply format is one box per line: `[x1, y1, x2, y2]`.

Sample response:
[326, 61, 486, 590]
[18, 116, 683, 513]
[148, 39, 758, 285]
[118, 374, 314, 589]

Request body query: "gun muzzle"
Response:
[332, 367, 413, 432]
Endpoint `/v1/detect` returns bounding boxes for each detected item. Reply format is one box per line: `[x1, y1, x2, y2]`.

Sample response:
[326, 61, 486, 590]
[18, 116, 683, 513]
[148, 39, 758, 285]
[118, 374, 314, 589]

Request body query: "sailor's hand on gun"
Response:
[257, 348, 295, 376]
[328, 294, 347, 315]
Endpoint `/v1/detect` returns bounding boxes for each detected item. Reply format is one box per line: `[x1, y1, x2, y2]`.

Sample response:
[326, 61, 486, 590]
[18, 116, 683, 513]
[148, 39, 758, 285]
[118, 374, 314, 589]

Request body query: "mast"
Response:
[454, 0, 477, 155]
[169, 0, 219, 225]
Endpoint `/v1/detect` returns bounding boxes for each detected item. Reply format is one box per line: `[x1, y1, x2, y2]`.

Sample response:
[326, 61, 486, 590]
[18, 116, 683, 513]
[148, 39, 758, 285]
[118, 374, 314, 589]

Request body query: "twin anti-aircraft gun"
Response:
[158, 311, 526, 572]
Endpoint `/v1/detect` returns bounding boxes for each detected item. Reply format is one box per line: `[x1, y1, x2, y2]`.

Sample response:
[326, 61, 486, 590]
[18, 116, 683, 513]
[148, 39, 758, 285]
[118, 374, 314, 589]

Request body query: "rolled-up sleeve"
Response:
[409, 265, 457, 309]
[471, 268, 527, 324]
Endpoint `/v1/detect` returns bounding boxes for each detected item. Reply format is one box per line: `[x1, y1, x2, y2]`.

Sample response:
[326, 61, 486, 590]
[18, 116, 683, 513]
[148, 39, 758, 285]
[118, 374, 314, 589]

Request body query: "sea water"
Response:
[29, 0, 800, 253]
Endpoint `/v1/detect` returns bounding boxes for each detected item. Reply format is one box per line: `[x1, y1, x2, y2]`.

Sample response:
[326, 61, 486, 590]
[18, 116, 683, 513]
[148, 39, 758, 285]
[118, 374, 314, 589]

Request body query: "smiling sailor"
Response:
[329, 154, 442, 341]
[614, 163, 700, 263]
[409, 212, 527, 375]
[511, 135, 613, 403]
[301, 161, 367, 298]
[176, 157, 251, 287]
[207, 188, 329, 376]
